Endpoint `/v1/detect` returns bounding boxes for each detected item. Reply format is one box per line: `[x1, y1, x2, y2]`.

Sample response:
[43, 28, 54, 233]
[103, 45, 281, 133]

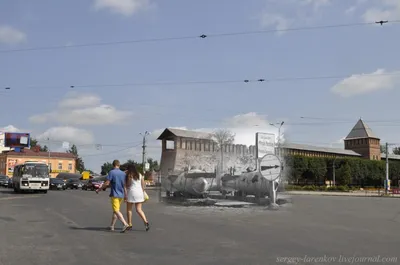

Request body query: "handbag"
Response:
[144, 191, 149, 202]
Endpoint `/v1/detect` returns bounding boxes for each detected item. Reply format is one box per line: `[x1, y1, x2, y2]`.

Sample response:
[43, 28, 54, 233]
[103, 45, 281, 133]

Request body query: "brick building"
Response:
[157, 119, 400, 177]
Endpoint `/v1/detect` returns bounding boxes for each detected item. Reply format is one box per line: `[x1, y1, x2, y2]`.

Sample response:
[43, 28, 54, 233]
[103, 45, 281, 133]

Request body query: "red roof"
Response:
[4, 149, 76, 159]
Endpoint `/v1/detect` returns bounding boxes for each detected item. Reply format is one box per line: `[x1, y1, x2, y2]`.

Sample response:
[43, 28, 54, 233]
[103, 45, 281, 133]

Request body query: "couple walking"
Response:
[96, 159, 150, 233]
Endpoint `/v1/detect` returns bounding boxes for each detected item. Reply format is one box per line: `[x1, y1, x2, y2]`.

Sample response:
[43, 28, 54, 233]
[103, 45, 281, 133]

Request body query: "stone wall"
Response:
[160, 137, 257, 175]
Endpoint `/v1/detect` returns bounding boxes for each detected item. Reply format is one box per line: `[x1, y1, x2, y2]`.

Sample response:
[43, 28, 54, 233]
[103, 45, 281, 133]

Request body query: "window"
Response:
[68, 163, 72, 170]
[166, 140, 174, 150]
[58, 163, 62, 170]
[182, 140, 186, 149]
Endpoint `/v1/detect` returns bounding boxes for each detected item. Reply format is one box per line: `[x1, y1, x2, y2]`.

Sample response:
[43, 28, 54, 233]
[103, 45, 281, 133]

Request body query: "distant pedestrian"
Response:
[124, 164, 150, 231]
[96, 159, 130, 233]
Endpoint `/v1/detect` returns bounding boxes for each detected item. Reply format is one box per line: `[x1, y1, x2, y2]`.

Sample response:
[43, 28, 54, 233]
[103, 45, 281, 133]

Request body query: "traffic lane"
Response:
[0, 187, 43, 200]
[33, 189, 274, 264]
[1, 190, 399, 265]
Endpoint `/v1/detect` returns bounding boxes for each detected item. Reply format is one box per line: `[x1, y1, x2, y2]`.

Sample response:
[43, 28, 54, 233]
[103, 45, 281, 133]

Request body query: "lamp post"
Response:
[269, 121, 284, 156]
[332, 157, 337, 186]
[140, 131, 150, 174]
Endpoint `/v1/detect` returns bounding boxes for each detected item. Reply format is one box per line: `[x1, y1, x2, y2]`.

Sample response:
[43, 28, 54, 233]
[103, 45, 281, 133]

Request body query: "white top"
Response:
[126, 174, 144, 203]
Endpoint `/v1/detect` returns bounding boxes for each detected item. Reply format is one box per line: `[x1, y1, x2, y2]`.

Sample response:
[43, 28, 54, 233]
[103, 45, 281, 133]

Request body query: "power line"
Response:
[0, 20, 398, 54]
[81, 143, 142, 157]
[4, 71, 400, 91]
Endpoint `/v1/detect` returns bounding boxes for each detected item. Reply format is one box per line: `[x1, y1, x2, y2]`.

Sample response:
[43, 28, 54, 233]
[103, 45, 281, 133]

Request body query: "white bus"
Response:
[12, 161, 50, 193]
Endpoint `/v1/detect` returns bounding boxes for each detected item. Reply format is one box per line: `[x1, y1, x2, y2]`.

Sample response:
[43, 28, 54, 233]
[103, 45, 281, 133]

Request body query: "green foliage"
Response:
[67, 144, 85, 173]
[101, 162, 113, 175]
[393, 147, 400, 155]
[284, 155, 400, 187]
[101, 158, 159, 179]
[30, 138, 49, 152]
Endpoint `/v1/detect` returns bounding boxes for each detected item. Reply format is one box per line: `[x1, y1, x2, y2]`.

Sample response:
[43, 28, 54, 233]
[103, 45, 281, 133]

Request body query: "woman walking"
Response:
[124, 164, 150, 231]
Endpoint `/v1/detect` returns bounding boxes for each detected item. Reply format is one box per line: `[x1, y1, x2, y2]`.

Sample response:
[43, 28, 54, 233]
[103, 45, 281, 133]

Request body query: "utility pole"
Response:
[269, 121, 284, 156]
[332, 157, 337, 186]
[385, 142, 389, 194]
[140, 131, 150, 174]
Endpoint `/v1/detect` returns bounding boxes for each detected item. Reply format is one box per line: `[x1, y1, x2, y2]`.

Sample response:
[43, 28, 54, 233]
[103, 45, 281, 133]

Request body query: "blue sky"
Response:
[1, 0, 400, 173]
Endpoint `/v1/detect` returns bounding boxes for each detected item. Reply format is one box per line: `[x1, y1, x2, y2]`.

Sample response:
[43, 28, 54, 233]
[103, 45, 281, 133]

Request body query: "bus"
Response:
[12, 161, 50, 193]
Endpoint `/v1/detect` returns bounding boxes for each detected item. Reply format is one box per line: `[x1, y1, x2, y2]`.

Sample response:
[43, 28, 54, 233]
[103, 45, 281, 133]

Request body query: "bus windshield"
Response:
[24, 164, 49, 178]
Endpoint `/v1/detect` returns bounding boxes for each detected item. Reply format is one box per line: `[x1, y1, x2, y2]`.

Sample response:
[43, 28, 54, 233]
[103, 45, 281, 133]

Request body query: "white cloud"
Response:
[330, 69, 400, 97]
[302, 0, 331, 11]
[362, 0, 400, 22]
[260, 13, 291, 33]
[58, 91, 101, 109]
[93, 0, 151, 16]
[0, 25, 26, 44]
[345, 6, 357, 15]
[37, 126, 95, 146]
[259, 0, 330, 33]
[29, 92, 133, 126]
[0, 125, 21, 133]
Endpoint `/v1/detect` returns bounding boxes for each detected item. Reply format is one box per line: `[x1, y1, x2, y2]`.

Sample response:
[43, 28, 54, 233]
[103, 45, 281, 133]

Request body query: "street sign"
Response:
[62, 142, 70, 149]
[259, 154, 281, 181]
[255, 132, 275, 158]
[145, 162, 150, 171]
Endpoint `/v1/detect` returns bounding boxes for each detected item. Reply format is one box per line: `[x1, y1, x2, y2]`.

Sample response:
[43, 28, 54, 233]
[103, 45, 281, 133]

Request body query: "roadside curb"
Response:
[281, 191, 400, 198]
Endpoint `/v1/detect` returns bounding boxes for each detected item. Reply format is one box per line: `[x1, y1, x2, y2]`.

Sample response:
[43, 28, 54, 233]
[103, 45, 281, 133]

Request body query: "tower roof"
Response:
[345, 119, 379, 140]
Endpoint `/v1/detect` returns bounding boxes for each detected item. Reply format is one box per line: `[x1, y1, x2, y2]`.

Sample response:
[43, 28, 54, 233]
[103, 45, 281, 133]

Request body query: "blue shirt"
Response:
[106, 168, 126, 198]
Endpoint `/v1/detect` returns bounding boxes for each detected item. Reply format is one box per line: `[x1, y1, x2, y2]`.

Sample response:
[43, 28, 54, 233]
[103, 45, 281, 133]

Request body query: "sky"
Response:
[1, 0, 400, 173]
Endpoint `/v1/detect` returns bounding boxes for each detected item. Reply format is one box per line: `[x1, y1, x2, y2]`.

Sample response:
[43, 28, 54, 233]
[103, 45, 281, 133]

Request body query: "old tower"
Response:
[344, 119, 380, 160]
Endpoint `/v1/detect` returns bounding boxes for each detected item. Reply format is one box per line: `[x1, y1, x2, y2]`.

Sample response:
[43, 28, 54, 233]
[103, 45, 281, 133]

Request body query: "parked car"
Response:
[65, 179, 84, 189]
[82, 179, 104, 191]
[0, 175, 8, 187]
[50, 178, 66, 190]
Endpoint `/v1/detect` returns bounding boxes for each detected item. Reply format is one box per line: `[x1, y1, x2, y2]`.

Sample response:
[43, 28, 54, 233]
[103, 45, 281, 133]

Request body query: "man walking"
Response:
[96, 159, 129, 233]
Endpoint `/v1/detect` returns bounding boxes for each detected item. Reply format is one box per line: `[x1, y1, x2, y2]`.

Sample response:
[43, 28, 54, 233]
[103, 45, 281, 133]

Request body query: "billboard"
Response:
[255, 132, 276, 159]
[4, 132, 30, 148]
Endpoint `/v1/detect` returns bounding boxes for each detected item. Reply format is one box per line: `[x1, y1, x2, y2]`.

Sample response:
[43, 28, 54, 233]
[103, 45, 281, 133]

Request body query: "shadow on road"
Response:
[0, 189, 15, 195]
[69, 226, 146, 232]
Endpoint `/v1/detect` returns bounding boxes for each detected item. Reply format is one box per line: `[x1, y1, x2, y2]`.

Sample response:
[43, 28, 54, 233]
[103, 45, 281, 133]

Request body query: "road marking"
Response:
[0, 195, 42, 201]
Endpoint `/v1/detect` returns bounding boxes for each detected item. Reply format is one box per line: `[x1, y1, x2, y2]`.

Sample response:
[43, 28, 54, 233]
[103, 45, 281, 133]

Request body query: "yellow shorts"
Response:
[110, 197, 123, 212]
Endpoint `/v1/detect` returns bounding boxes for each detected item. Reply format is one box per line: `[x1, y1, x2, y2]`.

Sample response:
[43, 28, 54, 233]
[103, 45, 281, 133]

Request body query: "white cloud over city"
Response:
[29, 91, 133, 126]
[37, 126, 95, 147]
[330, 69, 400, 97]
[93, 0, 152, 16]
[0, 25, 26, 44]
[362, 0, 400, 22]
[259, 0, 331, 33]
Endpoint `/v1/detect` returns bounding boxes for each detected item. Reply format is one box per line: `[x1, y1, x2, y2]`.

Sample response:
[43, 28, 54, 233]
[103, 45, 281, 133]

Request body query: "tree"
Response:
[101, 162, 113, 175]
[381, 145, 387, 154]
[336, 162, 351, 186]
[393, 147, 400, 155]
[68, 144, 85, 173]
[211, 129, 235, 173]
[30, 138, 49, 152]
[118, 158, 159, 176]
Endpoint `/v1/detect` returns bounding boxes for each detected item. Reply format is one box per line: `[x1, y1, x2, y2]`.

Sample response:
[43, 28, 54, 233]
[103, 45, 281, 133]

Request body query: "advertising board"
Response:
[4, 132, 30, 148]
[255, 132, 276, 158]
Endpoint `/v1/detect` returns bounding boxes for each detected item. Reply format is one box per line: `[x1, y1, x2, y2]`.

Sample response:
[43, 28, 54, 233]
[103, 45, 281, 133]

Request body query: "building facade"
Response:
[157, 119, 400, 176]
[0, 148, 76, 178]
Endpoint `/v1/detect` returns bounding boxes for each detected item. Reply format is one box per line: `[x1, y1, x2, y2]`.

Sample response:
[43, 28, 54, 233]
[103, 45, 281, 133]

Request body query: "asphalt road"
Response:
[0, 187, 399, 265]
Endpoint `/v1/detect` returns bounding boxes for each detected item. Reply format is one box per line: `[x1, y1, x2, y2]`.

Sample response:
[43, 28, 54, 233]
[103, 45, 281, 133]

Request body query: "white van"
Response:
[12, 161, 50, 193]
